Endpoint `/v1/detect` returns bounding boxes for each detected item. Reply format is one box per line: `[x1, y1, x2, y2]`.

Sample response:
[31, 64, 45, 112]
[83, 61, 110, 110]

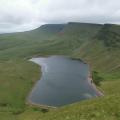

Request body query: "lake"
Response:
[28, 56, 101, 107]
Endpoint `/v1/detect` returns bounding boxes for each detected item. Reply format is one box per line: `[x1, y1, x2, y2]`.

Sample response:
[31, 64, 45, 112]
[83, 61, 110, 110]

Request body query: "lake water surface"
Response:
[28, 56, 101, 107]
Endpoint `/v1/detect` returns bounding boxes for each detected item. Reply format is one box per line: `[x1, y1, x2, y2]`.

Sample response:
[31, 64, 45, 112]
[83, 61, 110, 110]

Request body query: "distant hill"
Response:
[97, 24, 120, 48]
[0, 22, 101, 57]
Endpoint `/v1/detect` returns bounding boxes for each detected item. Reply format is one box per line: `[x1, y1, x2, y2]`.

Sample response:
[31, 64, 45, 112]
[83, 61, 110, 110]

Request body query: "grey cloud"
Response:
[0, 0, 120, 33]
[41, 0, 120, 24]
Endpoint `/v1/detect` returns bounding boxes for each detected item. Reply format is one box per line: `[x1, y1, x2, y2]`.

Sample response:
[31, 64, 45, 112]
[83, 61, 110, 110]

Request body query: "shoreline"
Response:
[88, 64, 104, 97]
[88, 76, 104, 97]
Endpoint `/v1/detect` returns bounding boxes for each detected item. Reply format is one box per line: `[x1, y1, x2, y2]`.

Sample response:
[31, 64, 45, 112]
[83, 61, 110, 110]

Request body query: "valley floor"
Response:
[0, 59, 120, 120]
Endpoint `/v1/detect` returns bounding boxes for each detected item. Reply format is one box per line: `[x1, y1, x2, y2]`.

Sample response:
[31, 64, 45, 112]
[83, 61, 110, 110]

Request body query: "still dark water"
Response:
[28, 56, 100, 107]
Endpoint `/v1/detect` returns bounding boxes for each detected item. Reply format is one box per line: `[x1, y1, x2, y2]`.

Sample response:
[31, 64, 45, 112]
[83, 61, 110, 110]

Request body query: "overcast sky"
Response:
[0, 0, 120, 33]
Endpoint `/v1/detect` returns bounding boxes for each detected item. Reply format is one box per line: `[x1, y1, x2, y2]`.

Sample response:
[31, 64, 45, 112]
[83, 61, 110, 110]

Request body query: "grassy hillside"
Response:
[0, 23, 102, 59]
[73, 24, 120, 79]
[0, 22, 120, 119]
[97, 24, 120, 48]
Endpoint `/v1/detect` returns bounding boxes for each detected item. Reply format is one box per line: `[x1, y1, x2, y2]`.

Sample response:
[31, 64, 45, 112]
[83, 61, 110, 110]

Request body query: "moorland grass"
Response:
[0, 23, 120, 119]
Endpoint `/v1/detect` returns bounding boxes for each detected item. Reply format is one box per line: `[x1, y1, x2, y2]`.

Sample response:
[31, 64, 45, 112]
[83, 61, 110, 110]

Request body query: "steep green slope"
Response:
[0, 23, 102, 59]
[0, 22, 120, 120]
[97, 24, 120, 48]
[24, 22, 102, 56]
[0, 24, 67, 60]
[73, 24, 120, 79]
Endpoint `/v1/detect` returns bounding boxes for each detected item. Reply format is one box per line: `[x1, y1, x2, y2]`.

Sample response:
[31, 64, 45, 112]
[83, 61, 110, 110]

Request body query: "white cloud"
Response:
[0, 0, 120, 33]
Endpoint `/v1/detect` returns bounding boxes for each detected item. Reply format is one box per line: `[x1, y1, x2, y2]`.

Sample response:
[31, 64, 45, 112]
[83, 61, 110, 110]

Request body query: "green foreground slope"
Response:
[0, 22, 120, 120]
